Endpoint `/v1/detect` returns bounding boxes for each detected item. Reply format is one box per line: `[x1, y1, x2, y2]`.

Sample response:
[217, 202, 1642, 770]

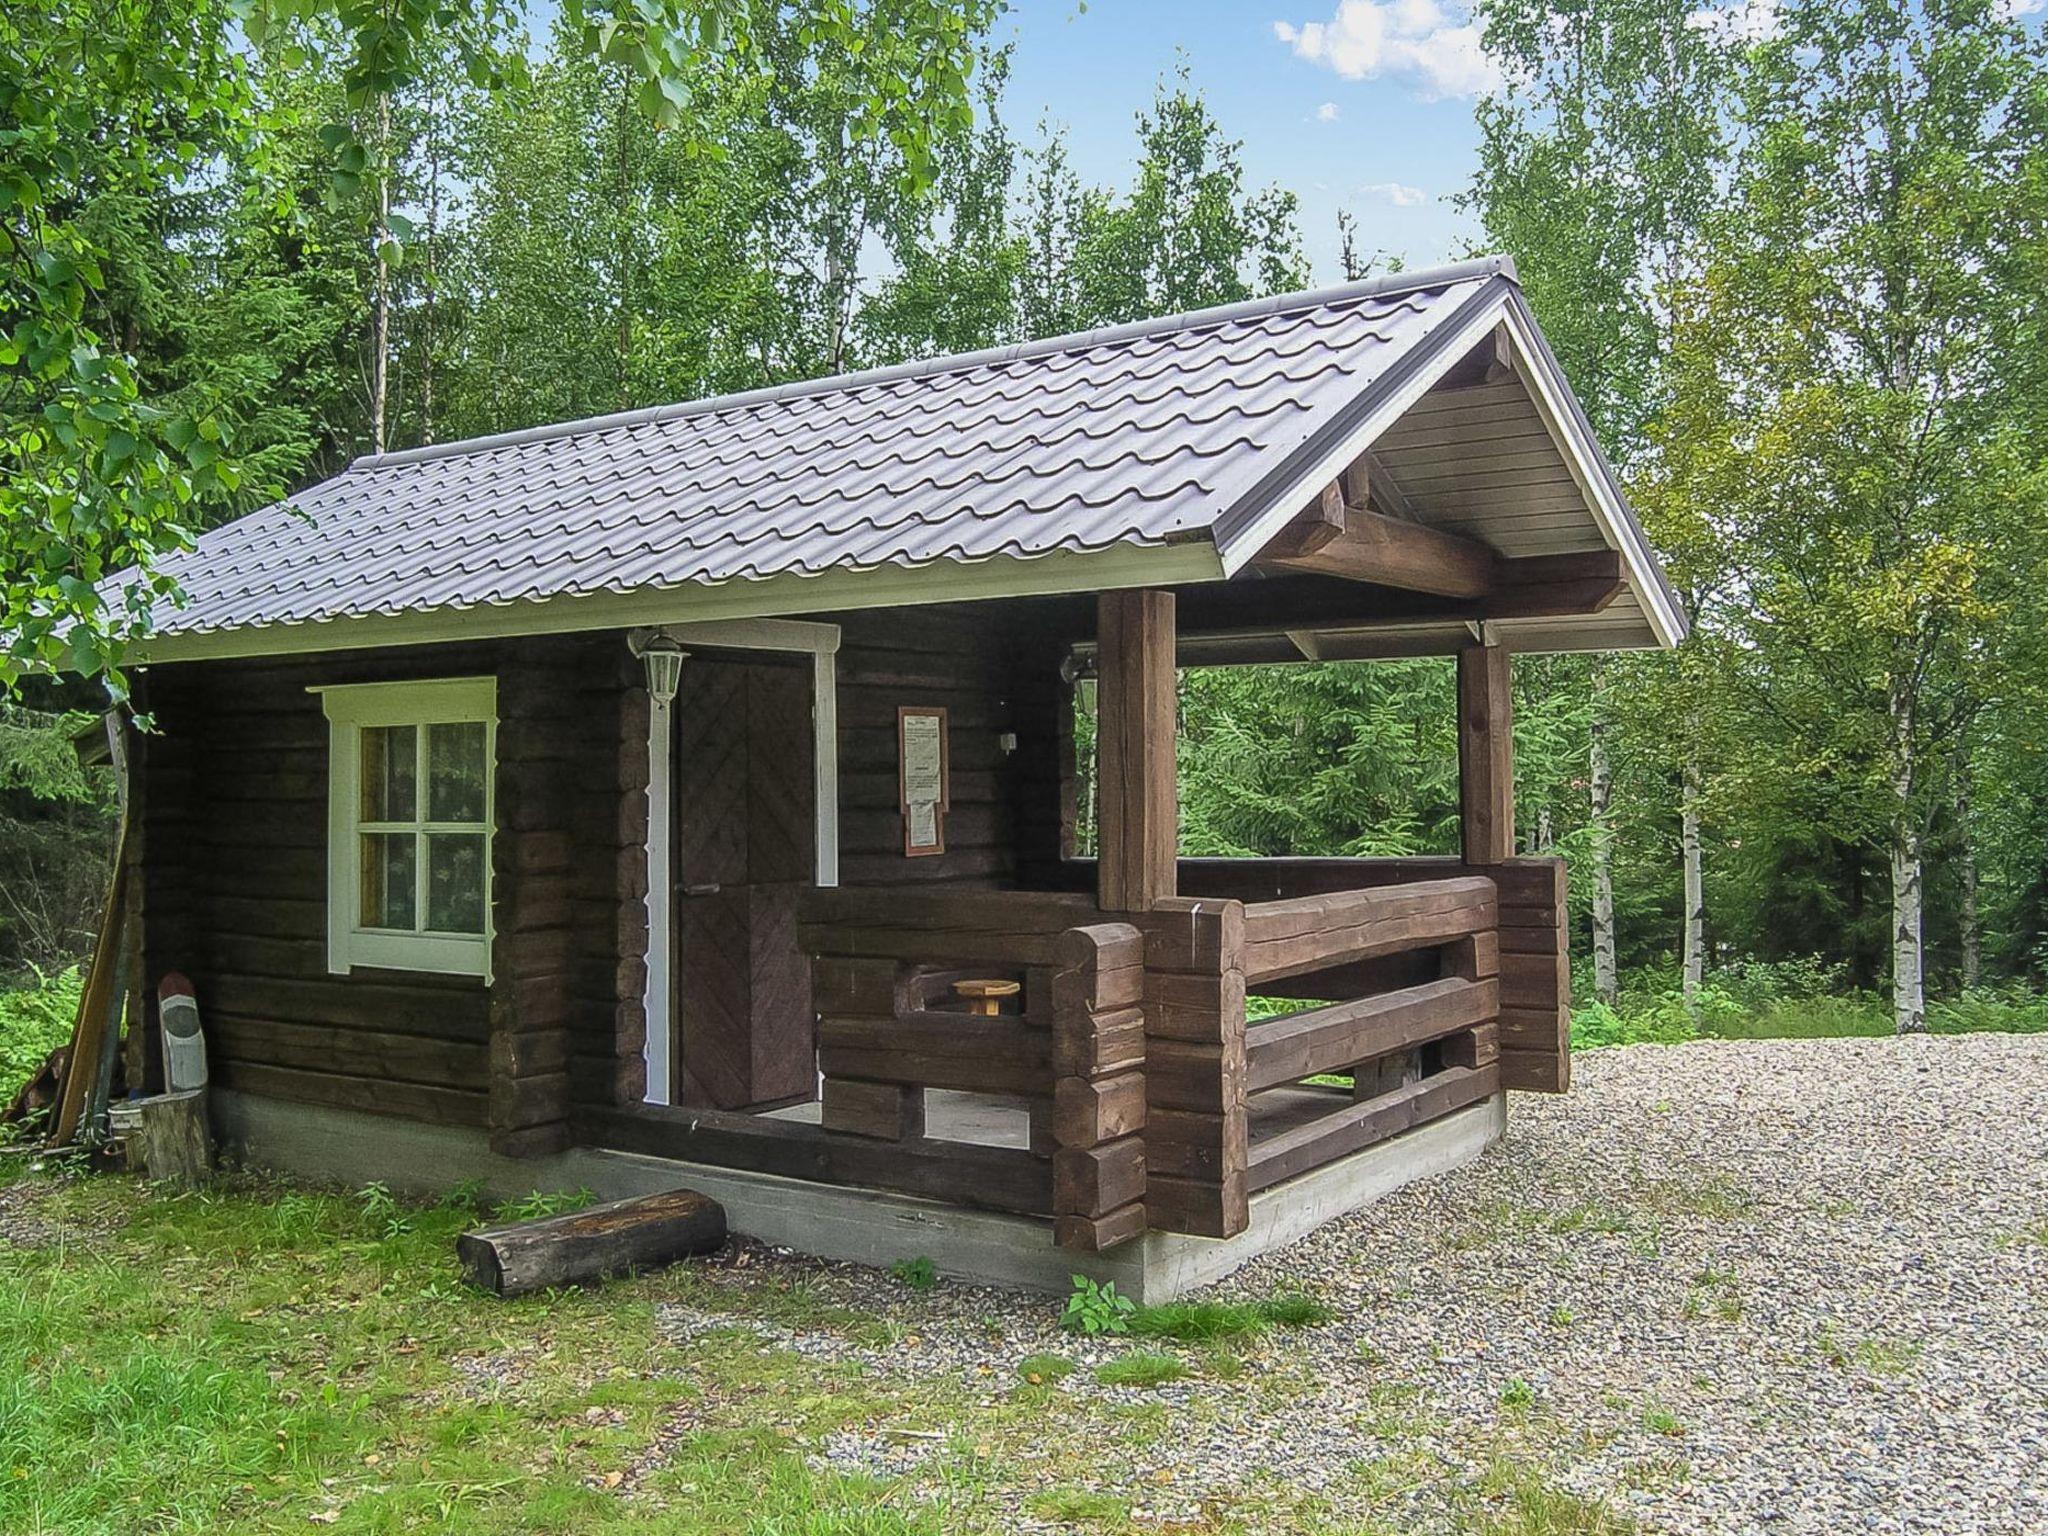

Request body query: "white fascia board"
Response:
[1213, 288, 1685, 652]
[132, 542, 1226, 666]
[1494, 302, 1686, 648]
[1213, 289, 1514, 579]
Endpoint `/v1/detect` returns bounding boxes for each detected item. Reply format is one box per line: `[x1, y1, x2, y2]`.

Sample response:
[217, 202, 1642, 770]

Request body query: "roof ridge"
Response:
[356, 255, 1520, 472]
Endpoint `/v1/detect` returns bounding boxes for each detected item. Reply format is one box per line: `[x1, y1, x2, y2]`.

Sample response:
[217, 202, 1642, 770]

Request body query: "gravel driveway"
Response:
[731, 1033, 2048, 1534]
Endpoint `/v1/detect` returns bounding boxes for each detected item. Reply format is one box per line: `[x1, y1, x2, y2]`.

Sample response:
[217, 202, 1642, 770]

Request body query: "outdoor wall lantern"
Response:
[640, 635, 687, 703]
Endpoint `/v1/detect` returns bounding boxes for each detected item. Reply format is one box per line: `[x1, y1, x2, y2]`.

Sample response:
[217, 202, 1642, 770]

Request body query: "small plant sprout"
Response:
[1061, 1275, 1136, 1336]
[1499, 1378, 1538, 1412]
[890, 1256, 938, 1291]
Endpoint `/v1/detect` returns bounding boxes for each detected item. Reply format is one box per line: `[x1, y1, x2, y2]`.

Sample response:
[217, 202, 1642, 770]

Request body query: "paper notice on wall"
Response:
[907, 800, 938, 850]
[902, 713, 943, 805]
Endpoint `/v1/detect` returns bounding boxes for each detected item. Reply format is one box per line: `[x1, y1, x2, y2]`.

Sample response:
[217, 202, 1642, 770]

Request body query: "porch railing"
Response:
[1236, 877, 1501, 1192]
[799, 889, 1148, 1252]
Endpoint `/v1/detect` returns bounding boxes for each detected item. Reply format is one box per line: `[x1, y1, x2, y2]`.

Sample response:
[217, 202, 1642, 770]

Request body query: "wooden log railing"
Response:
[1234, 876, 1503, 1194]
[798, 889, 1147, 1252]
[1057, 856, 1572, 1093]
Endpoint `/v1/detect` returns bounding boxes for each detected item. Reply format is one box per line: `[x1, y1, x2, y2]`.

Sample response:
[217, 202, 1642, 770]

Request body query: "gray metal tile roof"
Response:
[141, 260, 1520, 642]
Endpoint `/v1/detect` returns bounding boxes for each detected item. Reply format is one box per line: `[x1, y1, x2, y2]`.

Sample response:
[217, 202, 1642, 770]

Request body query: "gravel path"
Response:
[699, 1034, 2048, 1534]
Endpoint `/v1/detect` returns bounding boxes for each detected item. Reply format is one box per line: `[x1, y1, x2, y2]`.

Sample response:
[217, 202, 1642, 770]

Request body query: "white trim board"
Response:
[132, 543, 1226, 666]
[631, 620, 842, 1108]
[1212, 288, 1684, 650]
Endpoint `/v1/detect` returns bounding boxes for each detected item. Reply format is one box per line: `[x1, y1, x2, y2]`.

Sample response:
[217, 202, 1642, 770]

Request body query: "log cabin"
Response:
[108, 257, 1684, 1298]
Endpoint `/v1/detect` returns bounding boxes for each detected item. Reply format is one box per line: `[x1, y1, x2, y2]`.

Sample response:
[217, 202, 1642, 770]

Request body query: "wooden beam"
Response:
[1255, 489, 1499, 599]
[1458, 643, 1515, 864]
[1244, 975, 1498, 1091]
[1096, 590, 1178, 911]
[1171, 550, 1625, 637]
[1246, 1063, 1499, 1191]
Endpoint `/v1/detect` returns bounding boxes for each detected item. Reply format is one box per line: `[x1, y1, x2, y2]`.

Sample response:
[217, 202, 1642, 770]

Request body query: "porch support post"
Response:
[636, 642, 686, 1107]
[1457, 640, 1515, 865]
[1096, 589, 1178, 911]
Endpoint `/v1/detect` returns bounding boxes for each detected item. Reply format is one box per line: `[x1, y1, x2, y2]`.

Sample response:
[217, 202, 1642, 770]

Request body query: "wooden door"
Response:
[673, 656, 816, 1110]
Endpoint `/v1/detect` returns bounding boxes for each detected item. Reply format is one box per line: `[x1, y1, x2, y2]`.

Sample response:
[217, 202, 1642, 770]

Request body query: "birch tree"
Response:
[1658, 0, 2048, 1032]
[1471, 0, 1729, 1004]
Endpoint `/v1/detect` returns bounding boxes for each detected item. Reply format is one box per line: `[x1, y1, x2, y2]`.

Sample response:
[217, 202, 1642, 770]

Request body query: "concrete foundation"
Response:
[210, 1089, 1507, 1302]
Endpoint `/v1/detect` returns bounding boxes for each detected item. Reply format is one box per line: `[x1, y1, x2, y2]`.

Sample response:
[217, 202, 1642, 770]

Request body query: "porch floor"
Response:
[764, 1085, 1358, 1150]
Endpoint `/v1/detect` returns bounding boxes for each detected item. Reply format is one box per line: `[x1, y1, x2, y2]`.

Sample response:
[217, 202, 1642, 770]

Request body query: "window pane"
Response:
[426, 833, 487, 934]
[361, 725, 417, 822]
[427, 721, 488, 823]
[360, 832, 417, 930]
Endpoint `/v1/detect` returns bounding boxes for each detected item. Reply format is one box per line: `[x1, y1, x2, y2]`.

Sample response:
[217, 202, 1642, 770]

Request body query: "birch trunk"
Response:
[1590, 688, 1618, 1006]
[1681, 752, 1704, 1020]
[1890, 679, 1927, 1034]
[370, 94, 391, 456]
[1957, 762, 1980, 991]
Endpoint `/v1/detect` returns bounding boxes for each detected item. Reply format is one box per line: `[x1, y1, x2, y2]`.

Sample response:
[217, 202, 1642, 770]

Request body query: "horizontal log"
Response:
[208, 1013, 487, 1085]
[1055, 1202, 1146, 1253]
[1053, 1140, 1146, 1218]
[215, 1059, 488, 1127]
[1440, 1022, 1500, 1071]
[1247, 1065, 1499, 1192]
[821, 1078, 925, 1140]
[457, 1188, 727, 1297]
[1245, 976, 1498, 1092]
[1240, 878, 1496, 983]
[1143, 1171, 1247, 1239]
[1049, 1008, 1145, 1077]
[818, 1011, 1049, 1067]
[200, 975, 490, 1037]
[1499, 1046, 1569, 1093]
[577, 1103, 1054, 1216]
[1053, 1072, 1147, 1146]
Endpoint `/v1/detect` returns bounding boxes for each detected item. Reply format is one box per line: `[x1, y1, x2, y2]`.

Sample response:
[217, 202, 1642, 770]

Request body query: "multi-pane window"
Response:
[319, 678, 496, 978]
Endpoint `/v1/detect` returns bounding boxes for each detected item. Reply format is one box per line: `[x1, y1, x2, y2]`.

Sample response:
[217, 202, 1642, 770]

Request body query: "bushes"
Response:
[0, 966, 80, 1105]
[1571, 959, 2048, 1047]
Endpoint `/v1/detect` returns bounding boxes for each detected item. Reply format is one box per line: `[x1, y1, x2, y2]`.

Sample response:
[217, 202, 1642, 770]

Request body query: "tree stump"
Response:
[456, 1187, 727, 1297]
[118, 1089, 211, 1188]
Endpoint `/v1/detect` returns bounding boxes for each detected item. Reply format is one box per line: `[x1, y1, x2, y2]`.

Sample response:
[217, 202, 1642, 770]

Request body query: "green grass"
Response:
[1571, 967, 2048, 1051]
[1126, 1292, 1333, 1341]
[0, 1160, 1641, 1534]
[1092, 1352, 1188, 1389]
[1015, 1352, 1075, 1386]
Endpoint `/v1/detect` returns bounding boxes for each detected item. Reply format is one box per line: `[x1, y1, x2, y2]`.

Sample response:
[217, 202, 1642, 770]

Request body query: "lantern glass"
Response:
[641, 640, 686, 703]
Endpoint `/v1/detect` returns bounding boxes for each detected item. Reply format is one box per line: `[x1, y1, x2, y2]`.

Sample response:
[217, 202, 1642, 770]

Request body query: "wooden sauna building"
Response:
[113, 259, 1684, 1296]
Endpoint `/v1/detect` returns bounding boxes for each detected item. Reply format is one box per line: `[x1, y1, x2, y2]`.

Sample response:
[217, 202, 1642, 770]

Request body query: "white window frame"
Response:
[315, 676, 498, 980]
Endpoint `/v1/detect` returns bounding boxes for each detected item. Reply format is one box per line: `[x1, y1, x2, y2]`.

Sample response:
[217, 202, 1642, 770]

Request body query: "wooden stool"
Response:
[952, 978, 1021, 1016]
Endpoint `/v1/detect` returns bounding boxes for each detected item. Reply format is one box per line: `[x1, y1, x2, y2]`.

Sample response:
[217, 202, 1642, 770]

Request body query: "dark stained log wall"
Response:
[128, 600, 1099, 1141]
[830, 605, 1051, 890]
[135, 636, 638, 1140]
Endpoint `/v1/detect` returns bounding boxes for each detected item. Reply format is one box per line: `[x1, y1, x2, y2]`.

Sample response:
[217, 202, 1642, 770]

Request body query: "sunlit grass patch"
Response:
[1093, 1352, 1188, 1389]
[1126, 1292, 1332, 1341]
[1016, 1352, 1076, 1387]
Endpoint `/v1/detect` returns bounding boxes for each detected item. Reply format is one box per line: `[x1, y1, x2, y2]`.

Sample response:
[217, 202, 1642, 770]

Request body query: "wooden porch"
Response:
[580, 587, 1568, 1255]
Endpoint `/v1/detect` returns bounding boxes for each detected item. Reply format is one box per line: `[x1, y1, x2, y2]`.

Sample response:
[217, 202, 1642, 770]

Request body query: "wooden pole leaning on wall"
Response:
[1457, 641, 1515, 866]
[1096, 589, 1179, 912]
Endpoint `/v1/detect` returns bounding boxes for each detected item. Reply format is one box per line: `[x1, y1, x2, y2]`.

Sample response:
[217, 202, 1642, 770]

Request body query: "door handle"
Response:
[682, 882, 722, 896]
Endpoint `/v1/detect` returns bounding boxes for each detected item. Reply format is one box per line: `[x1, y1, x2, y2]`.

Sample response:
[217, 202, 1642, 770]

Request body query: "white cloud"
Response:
[1316, 101, 1341, 121]
[1361, 181, 1429, 207]
[1994, 0, 2046, 18]
[1684, 0, 1782, 45]
[1273, 2, 1502, 101]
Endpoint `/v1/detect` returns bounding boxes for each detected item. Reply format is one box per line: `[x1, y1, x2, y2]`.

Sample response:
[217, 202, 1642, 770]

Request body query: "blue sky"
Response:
[995, 1, 1495, 280]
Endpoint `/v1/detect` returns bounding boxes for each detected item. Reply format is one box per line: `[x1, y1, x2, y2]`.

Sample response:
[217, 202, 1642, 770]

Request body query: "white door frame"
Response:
[630, 618, 841, 1107]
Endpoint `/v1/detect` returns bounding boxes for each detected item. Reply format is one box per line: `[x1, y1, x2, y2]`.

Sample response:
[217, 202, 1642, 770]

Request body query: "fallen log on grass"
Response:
[456, 1188, 727, 1297]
